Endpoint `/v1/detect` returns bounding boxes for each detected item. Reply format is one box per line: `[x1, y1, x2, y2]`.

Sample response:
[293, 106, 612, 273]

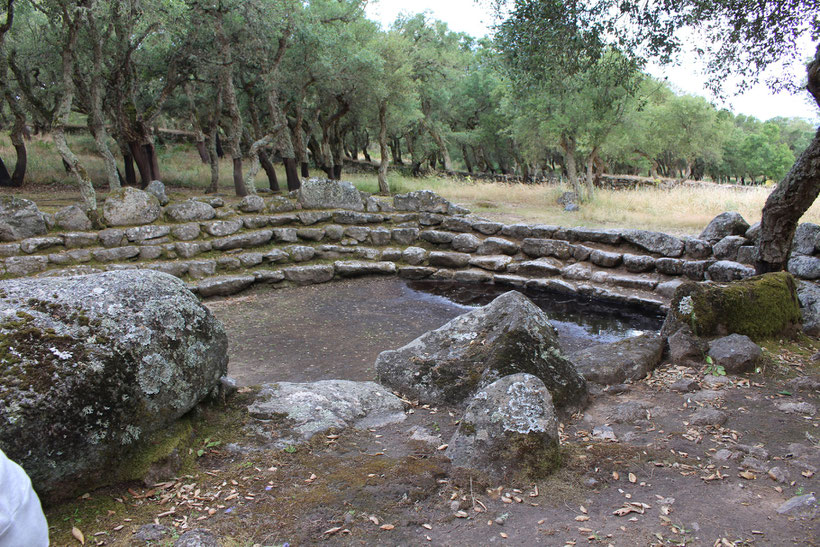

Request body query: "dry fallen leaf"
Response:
[739, 471, 757, 480]
[380, 524, 395, 531]
[71, 526, 85, 545]
[499, 532, 508, 538]
[437, 444, 449, 451]
[575, 515, 590, 522]
[628, 473, 637, 483]
[422, 523, 432, 530]
[455, 511, 469, 518]
[369, 515, 379, 525]
[612, 471, 620, 481]
[324, 527, 342, 536]
[803, 470, 815, 478]
[580, 505, 587, 514]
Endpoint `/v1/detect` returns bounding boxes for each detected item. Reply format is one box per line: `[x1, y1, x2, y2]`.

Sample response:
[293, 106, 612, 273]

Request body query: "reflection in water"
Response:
[405, 281, 664, 351]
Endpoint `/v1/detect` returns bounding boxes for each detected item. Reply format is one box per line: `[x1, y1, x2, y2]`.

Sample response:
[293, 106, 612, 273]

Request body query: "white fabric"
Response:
[0, 449, 49, 547]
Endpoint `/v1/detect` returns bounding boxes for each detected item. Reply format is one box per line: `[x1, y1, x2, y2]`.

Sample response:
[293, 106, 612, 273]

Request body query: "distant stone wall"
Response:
[1, 183, 818, 314]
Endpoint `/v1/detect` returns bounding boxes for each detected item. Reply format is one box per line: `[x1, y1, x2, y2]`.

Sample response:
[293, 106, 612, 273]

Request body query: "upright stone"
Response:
[103, 187, 161, 226]
[0, 196, 48, 241]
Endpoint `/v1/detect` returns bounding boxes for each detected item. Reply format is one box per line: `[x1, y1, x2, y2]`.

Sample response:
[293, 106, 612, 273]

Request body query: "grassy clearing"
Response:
[3, 134, 819, 234]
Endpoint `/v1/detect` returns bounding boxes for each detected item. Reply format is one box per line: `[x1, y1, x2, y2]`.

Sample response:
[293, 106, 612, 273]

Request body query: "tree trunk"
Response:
[0, 155, 11, 186]
[283, 157, 300, 191]
[259, 149, 280, 192]
[755, 127, 820, 273]
[186, 83, 210, 164]
[215, 11, 248, 197]
[9, 137, 25, 187]
[421, 115, 453, 171]
[301, 162, 309, 178]
[119, 140, 137, 186]
[129, 141, 153, 187]
[462, 145, 473, 174]
[377, 100, 389, 194]
[559, 135, 581, 200]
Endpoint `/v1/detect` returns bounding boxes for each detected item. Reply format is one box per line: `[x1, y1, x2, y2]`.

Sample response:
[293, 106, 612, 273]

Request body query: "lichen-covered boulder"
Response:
[792, 223, 820, 256]
[0, 270, 228, 500]
[569, 333, 664, 385]
[247, 380, 406, 447]
[0, 196, 47, 241]
[663, 272, 801, 341]
[145, 180, 170, 206]
[622, 230, 684, 257]
[165, 200, 216, 222]
[446, 373, 560, 481]
[103, 187, 161, 226]
[797, 281, 820, 337]
[54, 205, 92, 231]
[375, 291, 588, 410]
[700, 212, 750, 243]
[298, 178, 364, 211]
[393, 190, 452, 214]
[238, 194, 265, 213]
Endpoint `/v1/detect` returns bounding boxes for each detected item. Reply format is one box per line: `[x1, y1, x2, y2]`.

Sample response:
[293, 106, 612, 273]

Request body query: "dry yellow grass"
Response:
[3, 134, 818, 235]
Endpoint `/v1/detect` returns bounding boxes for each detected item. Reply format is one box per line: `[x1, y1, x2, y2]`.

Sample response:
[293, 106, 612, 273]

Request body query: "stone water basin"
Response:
[206, 277, 664, 387]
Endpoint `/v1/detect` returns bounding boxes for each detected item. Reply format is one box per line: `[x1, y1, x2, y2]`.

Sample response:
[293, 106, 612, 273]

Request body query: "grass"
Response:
[3, 133, 819, 235]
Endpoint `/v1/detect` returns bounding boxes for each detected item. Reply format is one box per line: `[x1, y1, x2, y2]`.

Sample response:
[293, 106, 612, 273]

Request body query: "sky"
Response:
[364, 0, 819, 123]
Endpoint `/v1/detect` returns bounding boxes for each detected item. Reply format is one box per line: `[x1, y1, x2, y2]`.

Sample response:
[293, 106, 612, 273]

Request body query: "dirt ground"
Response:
[45, 279, 820, 547]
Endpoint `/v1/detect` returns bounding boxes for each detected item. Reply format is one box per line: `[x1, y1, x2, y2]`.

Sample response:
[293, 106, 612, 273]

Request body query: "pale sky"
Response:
[365, 0, 819, 122]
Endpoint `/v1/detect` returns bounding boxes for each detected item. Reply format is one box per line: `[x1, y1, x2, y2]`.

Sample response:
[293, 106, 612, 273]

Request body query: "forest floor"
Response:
[44, 279, 820, 547]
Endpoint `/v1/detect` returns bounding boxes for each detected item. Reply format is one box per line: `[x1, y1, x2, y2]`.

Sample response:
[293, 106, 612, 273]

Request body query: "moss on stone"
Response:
[669, 272, 802, 341]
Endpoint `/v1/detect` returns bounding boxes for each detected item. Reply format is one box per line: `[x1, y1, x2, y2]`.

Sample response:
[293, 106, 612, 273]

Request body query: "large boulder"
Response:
[393, 190, 452, 214]
[796, 281, 820, 337]
[791, 223, 820, 256]
[446, 373, 561, 481]
[54, 205, 92, 231]
[375, 291, 588, 410]
[663, 272, 801, 341]
[569, 333, 664, 385]
[246, 380, 406, 447]
[165, 200, 216, 222]
[0, 196, 47, 241]
[700, 212, 750, 243]
[0, 270, 228, 500]
[103, 187, 161, 226]
[707, 334, 762, 374]
[298, 178, 365, 211]
[788, 255, 820, 280]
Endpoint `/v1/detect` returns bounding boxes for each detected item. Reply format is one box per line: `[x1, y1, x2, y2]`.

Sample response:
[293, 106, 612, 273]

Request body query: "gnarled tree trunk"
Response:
[377, 100, 389, 194]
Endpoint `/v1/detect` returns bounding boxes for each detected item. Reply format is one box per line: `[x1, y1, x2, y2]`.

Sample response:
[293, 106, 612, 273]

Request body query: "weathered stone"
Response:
[268, 196, 297, 213]
[367, 227, 391, 246]
[93, 246, 140, 262]
[472, 220, 503, 235]
[144, 180, 169, 206]
[103, 187, 161, 226]
[707, 260, 755, 282]
[708, 334, 762, 373]
[48, 252, 72, 265]
[689, 408, 728, 426]
[508, 257, 562, 277]
[500, 223, 533, 239]
[174, 242, 209, 259]
[319, 224, 343, 241]
[670, 378, 700, 392]
[398, 266, 436, 279]
[196, 275, 256, 297]
[572, 245, 592, 261]
[745, 222, 760, 242]
[187, 260, 217, 280]
[561, 263, 594, 281]
[139, 246, 163, 260]
[211, 229, 273, 251]
[623, 254, 655, 273]
[665, 272, 801, 340]
[429, 269, 455, 280]
[452, 268, 494, 283]
[54, 205, 91, 231]
[173, 529, 220, 547]
[5, 255, 48, 276]
[420, 230, 454, 245]
[366, 196, 394, 213]
[380, 248, 402, 261]
[606, 274, 658, 291]
[165, 200, 216, 222]
[494, 274, 529, 288]
[20, 236, 63, 254]
[522, 238, 573, 259]
[393, 190, 450, 213]
[655, 257, 684, 276]
[295, 211, 331, 225]
[569, 334, 664, 385]
[133, 524, 172, 543]
[713, 235, 747, 261]
[0, 243, 20, 257]
[344, 226, 371, 242]
[567, 227, 622, 245]
[248, 380, 405, 446]
[736, 245, 755, 264]
[402, 246, 427, 265]
[260, 249, 288, 264]
[683, 237, 712, 259]
[286, 245, 316, 262]
[237, 195, 265, 213]
[333, 211, 384, 224]
[334, 260, 397, 277]
[242, 215, 271, 229]
[797, 280, 820, 337]
[392, 227, 420, 245]
[429, 251, 471, 268]
[0, 270, 227, 501]
[297, 228, 326, 242]
[271, 227, 297, 243]
[282, 264, 334, 285]
[442, 217, 474, 232]
[98, 228, 126, 248]
[391, 213, 418, 223]
[237, 252, 264, 267]
[376, 291, 588, 409]
[682, 260, 711, 281]
[253, 269, 285, 284]
[125, 225, 170, 243]
[66, 249, 92, 263]
[0, 196, 47, 241]
[446, 374, 560, 481]
[608, 401, 650, 423]
[700, 212, 750, 243]
[419, 212, 445, 226]
[622, 230, 684, 257]
[452, 233, 482, 252]
[203, 219, 243, 237]
[590, 249, 622, 268]
[146, 262, 189, 277]
[62, 232, 97, 249]
[478, 237, 519, 256]
[776, 494, 819, 518]
[531, 225, 560, 239]
[216, 256, 241, 271]
[788, 255, 820, 280]
[775, 401, 817, 415]
[298, 179, 365, 211]
[170, 223, 200, 241]
[668, 327, 706, 365]
[469, 255, 512, 272]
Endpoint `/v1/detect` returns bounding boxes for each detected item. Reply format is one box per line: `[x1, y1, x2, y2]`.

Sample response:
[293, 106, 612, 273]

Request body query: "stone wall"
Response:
[1, 185, 819, 315]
